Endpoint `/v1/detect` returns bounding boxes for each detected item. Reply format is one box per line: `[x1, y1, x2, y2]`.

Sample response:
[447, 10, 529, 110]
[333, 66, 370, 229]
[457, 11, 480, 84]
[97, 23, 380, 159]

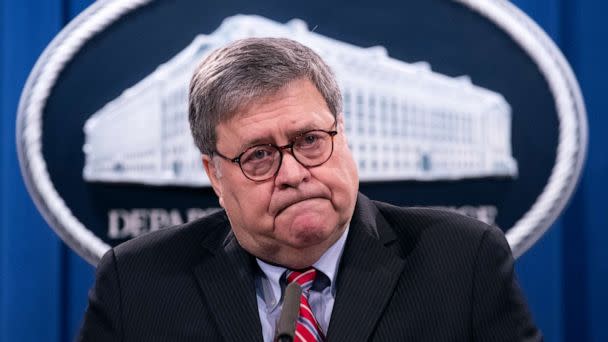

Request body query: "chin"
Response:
[275, 206, 340, 245]
[286, 220, 341, 250]
[290, 229, 326, 246]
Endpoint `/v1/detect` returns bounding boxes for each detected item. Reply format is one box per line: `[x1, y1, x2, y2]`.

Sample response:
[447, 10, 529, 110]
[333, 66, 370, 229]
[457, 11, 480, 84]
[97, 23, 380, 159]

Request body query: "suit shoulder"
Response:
[373, 200, 505, 252]
[110, 209, 230, 266]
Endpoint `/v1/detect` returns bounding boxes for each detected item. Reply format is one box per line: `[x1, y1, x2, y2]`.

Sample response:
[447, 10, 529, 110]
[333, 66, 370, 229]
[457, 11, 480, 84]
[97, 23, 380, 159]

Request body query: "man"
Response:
[79, 37, 541, 341]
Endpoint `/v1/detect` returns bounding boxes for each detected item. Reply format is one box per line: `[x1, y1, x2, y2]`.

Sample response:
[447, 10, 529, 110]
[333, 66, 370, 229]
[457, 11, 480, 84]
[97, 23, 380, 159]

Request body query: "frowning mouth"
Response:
[275, 197, 327, 216]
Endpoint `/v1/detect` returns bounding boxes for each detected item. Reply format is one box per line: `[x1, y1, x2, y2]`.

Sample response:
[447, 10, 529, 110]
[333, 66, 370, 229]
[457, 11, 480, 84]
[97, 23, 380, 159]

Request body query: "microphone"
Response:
[275, 282, 302, 342]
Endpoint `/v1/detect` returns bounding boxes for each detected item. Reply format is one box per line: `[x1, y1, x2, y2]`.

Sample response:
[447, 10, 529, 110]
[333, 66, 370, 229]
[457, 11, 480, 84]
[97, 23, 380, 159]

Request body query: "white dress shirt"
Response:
[255, 226, 349, 342]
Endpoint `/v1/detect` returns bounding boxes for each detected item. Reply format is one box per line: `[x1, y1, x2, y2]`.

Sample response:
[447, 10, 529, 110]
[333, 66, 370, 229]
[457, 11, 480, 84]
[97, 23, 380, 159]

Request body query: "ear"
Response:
[202, 154, 225, 208]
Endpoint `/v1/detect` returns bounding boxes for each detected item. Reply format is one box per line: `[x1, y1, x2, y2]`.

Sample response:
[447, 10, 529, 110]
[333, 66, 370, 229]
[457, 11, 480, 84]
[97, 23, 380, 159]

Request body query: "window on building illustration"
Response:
[357, 92, 364, 109]
[344, 102, 352, 132]
[383, 160, 389, 170]
[380, 97, 388, 135]
[357, 92, 364, 134]
[359, 160, 366, 171]
[368, 94, 376, 135]
[391, 100, 399, 137]
[344, 90, 351, 118]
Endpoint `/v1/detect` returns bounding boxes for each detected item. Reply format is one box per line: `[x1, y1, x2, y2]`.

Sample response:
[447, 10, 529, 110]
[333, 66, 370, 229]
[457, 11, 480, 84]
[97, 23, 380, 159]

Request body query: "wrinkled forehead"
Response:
[215, 77, 299, 126]
[214, 79, 336, 151]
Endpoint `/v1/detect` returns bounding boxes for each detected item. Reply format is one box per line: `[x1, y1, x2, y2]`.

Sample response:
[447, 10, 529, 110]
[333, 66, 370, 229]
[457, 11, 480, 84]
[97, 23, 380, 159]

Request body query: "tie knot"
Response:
[285, 267, 317, 291]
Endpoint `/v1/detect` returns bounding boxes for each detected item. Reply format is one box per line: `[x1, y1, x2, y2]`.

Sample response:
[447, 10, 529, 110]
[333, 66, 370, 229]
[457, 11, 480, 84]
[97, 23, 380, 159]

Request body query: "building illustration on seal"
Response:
[82, 14, 518, 187]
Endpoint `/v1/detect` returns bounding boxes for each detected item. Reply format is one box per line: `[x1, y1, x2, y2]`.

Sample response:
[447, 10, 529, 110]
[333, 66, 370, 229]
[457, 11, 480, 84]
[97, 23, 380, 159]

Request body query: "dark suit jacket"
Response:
[79, 193, 541, 341]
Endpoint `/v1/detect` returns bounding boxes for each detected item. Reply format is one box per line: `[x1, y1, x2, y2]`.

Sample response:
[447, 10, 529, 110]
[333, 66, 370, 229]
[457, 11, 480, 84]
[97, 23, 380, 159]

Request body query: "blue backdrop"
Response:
[1, 0, 606, 341]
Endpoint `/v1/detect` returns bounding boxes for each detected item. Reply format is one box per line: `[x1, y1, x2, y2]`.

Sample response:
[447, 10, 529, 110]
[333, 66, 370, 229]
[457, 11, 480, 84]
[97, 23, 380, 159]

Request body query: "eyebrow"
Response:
[236, 122, 326, 153]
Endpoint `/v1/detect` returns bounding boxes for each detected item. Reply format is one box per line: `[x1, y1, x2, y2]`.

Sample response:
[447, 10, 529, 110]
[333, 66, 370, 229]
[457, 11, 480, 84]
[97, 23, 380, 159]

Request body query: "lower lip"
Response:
[280, 198, 325, 213]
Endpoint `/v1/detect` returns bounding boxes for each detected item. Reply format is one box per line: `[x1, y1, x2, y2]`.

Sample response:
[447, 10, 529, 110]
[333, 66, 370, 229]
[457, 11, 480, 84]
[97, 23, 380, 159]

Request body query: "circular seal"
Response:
[17, 0, 587, 264]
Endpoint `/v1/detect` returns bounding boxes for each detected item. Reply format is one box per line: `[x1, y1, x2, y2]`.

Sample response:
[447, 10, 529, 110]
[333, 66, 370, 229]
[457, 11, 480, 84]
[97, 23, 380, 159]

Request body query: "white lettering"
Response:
[107, 207, 221, 240]
[170, 209, 184, 226]
[108, 209, 130, 239]
[129, 209, 147, 237]
[149, 209, 171, 232]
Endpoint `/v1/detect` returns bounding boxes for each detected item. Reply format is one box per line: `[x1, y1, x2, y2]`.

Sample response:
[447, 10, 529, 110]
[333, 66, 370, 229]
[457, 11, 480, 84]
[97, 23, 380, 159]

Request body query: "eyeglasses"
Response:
[213, 126, 338, 182]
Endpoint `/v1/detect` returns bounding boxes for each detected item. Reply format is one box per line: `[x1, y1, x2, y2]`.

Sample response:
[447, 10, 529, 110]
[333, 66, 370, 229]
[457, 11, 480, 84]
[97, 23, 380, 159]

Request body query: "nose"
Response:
[274, 151, 311, 189]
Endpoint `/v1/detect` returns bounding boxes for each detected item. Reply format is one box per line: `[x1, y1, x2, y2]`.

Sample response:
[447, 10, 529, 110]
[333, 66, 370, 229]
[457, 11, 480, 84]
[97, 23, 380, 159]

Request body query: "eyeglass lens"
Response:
[239, 130, 334, 181]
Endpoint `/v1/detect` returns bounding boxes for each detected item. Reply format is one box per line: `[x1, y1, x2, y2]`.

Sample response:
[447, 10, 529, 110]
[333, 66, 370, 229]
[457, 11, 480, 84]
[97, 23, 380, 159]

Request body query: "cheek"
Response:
[330, 157, 359, 213]
[330, 152, 358, 192]
[315, 167, 357, 209]
[224, 181, 273, 223]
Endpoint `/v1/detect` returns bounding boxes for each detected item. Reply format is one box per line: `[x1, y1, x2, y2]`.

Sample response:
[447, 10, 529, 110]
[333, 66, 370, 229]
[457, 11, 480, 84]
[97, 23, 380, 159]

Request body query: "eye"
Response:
[241, 145, 275, 164]
[252, 149, 270, 160]
[298, 132, 322, 149]
[303, 134, 318, 144]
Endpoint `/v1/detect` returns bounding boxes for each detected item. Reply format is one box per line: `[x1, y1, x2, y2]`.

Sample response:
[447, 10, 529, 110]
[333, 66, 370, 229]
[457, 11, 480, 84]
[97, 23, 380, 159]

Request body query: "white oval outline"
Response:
[16, 0, 587, 264]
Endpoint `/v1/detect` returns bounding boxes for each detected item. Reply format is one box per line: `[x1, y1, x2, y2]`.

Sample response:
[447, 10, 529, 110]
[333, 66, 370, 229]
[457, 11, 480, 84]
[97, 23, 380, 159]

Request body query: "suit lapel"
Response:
[326, 195, 406, 341]
[193, 228, 263, 342]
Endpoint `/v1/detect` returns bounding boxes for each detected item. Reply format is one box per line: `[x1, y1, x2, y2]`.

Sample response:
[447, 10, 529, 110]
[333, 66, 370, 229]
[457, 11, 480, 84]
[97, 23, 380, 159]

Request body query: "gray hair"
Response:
[188, 37, 343, 155]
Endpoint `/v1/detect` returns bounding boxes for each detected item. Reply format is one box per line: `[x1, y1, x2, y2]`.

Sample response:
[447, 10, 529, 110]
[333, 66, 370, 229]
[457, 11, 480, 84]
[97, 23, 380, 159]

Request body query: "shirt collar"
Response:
[313, 224, 349, 290]
[256, 225, 350, 310]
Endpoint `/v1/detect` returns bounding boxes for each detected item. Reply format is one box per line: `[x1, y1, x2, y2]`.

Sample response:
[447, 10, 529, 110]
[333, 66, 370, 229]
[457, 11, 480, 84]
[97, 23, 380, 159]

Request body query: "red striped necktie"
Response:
[285, 268, 326, 342]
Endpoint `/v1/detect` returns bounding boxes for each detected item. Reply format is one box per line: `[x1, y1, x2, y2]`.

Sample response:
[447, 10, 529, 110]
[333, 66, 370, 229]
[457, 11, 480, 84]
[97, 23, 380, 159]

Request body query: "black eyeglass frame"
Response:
[213, 127, 338, 182]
